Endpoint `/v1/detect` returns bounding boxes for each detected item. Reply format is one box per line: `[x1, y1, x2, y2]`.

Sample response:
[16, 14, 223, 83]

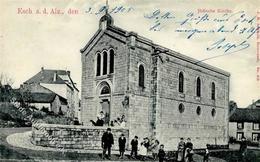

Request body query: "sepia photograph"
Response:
[0, 0, 260, 161]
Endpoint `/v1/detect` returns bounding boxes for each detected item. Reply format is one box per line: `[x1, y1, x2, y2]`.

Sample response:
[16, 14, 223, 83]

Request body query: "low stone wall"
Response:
[31, 124, 129, 150]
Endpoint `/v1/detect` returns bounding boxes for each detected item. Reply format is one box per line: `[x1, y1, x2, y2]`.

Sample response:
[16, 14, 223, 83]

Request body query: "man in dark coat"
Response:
[102, 128, 114, 159]
[158, 144, 166, 162]
[90, 116, 104, 126]
[185, 138, 194, 162]
[118, 133, 126, 159]
[239, 137, 247, 161]
[130, 136, 138, 159]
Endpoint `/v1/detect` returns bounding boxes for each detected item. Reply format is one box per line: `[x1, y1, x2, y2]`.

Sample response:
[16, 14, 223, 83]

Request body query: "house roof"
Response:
[229, 108, 260, 123]
[24, 68, 79, 91]
[80, 15, 230, 77]
[16, 91, 68, 104]
[247, 99, 260, 109]
[30, 93, 57, 103]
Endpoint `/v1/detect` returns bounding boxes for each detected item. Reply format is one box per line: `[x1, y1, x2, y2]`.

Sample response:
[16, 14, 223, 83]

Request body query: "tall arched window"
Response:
[109, 49, 114, 74]
[179, 72, 184, 93]
[139, 65, 145, 87]
[196, 77, 201, 97]
[211, 82, 215, 100]
[103, 51, 107, 75]
[96, 53, 101, 76]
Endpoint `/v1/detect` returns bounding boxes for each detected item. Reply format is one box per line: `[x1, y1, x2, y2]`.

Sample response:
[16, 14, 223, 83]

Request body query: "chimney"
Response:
[67, 71, 70, 77]
[41, 67, 44, 71]
[53, 72, 57, 82]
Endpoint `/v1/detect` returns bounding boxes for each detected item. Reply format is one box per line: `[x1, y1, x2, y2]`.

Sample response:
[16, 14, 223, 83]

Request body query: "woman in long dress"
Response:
[139, 138, 149, 161]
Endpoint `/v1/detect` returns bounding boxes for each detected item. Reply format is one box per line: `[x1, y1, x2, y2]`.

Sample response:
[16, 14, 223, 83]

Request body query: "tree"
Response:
[0, 73, 14, 87]
[0, 73, 15, 102]
[229, 100, 237, 116]
[18, 88, 32, 108]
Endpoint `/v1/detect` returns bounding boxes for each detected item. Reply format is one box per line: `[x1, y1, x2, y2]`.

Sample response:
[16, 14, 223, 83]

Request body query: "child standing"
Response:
[130, 136, 139, 159]
[151, 140, 160, 160]
[203, 148, 209, 162]
[118, 133, 126, 159]
[158, 144, 166, 162]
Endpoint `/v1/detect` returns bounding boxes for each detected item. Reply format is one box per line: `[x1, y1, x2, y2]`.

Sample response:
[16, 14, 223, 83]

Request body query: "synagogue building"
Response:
[80, 12, 230, 149]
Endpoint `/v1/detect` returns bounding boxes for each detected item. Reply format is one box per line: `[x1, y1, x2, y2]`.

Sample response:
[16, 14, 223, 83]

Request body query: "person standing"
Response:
[130, 136, 139, 159]
[118, 133, 126, 159]
[140, 137, 149, 161]
[185, 138, 194, 162]
[239, 137, 248, 161]
[101, 128, 114, 160]
[151, 140, 160, 160]
[177, 138, 185, 162]
[203, 148, 209, 162]
[158, 144, 166, 162]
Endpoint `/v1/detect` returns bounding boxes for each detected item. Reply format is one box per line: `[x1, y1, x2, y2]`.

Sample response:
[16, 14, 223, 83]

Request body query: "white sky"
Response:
[1, 0, 259, 107]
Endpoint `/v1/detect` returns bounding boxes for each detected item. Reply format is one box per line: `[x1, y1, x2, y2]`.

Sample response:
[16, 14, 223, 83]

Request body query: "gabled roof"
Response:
[229, 108, 260, 123]
[24, 68, 79, 91]
[16, 92, 68, 104]
[80, 18, 230, 77]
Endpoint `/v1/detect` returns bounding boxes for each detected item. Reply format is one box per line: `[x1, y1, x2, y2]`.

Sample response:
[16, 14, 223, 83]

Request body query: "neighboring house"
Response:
[80, 11, 230, 149]
[21, 67, 79, 118]
[247, 99, 260, 109]
[229, 108, 260, 142]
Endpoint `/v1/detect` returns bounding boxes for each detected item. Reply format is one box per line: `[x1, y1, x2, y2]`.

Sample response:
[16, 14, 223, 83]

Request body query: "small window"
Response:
[109, 49, 114, 74]
[179, 72, 184, 93]
[96, 53, 101, 76]
[196, 77, 201, 97]
[237, 122, 244, 130]
[103, 51, 108, 75]
[178, 103, 185, 113]
[139, 65, 145, 88]
[211, 82, 215, 100]
[237, 132, 244, 141]
[196, 106, 201, 115]
[211, 108, 216, 117]
[253, 123, 260, 130]
[252, 133, 260, 142]
[101, 86, 110, 95]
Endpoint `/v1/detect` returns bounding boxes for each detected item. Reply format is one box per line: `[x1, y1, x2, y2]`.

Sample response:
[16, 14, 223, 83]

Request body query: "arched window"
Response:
[109, 49, 114, 74]
[101, 86, 110, 95]
[139, 65, 145, 88]
[196, 77, 201, 97]
[96, 53, 101, 76]
[178, 103, 185, 113]
[179, 72, 184, 93]
[103, 51, 107, 75]
[211, 82, 215, 100]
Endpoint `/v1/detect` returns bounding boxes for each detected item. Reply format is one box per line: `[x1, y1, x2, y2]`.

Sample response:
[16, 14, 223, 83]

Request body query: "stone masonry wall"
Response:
[155, 53, 229, 150]
[81, 32, 129, 125]
[31, 124, 129, 150]
[128, 41, 154, 141]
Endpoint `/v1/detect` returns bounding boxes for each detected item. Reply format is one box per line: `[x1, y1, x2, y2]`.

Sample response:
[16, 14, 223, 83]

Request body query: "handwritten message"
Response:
[17, 5, 259, 58]
[144, 9, 259, 56]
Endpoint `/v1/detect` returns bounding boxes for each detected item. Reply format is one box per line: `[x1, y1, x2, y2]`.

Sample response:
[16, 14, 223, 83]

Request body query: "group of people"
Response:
[101, 128, 166, 161]
[90, 111, 127, 127]
[177, 138, 195, 162]
[110, 115, 126, 127]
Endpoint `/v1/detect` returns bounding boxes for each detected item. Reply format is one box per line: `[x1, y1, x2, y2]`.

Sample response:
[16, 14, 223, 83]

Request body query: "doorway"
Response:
[101, 99, 110, 124]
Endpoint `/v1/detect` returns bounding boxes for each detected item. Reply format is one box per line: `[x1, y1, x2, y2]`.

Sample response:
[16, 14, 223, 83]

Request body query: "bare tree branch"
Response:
[0, 72, 14, 86]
